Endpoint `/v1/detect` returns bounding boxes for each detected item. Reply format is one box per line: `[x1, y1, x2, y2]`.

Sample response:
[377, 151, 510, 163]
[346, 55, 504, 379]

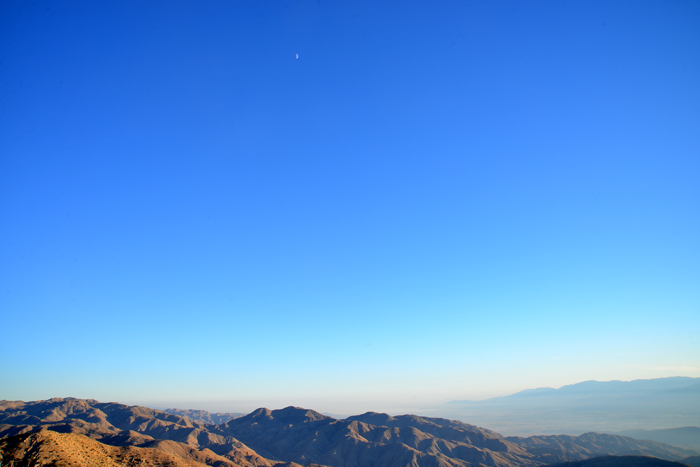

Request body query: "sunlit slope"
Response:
[0, 429, 212, 467]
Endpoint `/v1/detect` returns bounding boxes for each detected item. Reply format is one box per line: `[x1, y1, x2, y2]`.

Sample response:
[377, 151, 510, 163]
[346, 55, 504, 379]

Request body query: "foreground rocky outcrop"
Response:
[0, 398, 285, 467]
[1, 398, 697, 467]
[0, 429, 213, 466]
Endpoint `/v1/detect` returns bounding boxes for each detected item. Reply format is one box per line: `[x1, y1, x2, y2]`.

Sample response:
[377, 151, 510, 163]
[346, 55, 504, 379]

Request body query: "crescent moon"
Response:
[296, 54, 299, 59]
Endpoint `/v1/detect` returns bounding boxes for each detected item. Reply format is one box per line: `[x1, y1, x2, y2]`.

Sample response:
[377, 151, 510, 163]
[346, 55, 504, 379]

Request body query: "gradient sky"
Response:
[1, 0, 699, 415]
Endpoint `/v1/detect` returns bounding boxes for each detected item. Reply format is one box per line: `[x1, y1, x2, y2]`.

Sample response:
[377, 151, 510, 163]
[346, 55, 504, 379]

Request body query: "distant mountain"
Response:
[610, 427, 700, 451]
[451, 377, 700, 408]
[164, 408, 244, 425]
[442, 377, 700, 436]
[1, 398, 697, 467]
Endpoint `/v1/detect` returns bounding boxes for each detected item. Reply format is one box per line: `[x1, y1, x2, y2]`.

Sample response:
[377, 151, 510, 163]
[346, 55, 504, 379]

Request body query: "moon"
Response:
[296, 54, 299, 59]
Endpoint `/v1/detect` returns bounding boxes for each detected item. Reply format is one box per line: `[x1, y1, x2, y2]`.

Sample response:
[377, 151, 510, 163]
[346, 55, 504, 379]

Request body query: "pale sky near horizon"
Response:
[1, 0, 699, 415]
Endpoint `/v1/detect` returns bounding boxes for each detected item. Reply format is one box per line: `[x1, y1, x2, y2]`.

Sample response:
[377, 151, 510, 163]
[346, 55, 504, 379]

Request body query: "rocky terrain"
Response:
[1, 398, 698, 467]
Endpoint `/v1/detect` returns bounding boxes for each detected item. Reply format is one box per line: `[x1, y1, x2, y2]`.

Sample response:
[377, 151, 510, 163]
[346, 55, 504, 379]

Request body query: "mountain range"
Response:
[1, 397, 698, 467]
[441, 377, 700, 436]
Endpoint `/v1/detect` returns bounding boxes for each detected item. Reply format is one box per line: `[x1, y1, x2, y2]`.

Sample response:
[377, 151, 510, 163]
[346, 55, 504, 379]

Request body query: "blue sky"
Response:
[1, 0, 699, 415]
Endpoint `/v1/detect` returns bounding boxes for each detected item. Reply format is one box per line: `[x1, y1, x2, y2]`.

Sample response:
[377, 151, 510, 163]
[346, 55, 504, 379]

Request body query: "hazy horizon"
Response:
[1, 1, 698, 417]
[8, 376, 699, 422]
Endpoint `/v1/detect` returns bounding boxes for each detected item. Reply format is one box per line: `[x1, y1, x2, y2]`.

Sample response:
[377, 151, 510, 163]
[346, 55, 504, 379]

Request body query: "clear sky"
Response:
[1, 0, 699, 415]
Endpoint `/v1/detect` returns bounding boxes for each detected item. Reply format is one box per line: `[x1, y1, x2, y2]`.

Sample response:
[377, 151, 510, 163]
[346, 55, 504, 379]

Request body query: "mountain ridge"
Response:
[1, 397, 698, 467]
